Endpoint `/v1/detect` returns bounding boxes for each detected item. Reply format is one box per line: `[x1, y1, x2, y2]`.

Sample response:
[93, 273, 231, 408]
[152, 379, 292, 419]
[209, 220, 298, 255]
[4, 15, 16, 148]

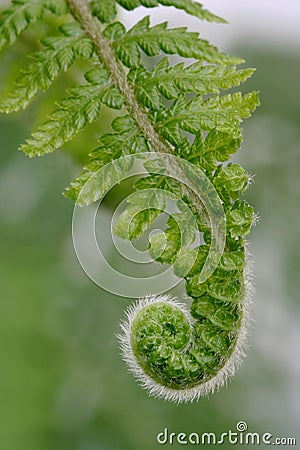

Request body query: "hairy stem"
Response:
[66, 0, 211, 227]
[66, 0, 169, 154]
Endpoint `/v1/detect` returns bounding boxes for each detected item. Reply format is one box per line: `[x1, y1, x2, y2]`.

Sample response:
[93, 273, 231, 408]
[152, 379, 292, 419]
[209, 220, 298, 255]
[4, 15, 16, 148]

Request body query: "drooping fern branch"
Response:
[0, 0, 260, 402]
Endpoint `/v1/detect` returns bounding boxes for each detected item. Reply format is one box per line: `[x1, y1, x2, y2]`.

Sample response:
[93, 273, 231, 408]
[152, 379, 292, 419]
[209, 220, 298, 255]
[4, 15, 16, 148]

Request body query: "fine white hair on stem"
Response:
[118, 247, 254, 403]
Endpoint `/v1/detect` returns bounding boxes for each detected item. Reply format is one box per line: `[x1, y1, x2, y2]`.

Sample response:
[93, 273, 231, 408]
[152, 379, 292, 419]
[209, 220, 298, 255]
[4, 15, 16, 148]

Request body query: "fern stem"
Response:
[66, 0, 170, 155]
[66, 0, 211, 226]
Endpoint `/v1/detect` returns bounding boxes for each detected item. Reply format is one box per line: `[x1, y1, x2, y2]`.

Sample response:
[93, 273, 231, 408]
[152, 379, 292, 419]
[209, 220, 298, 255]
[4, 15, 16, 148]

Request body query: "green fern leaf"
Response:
[0, 23, 94, 113]
[219, 249, 245, 271]
[180, 129, 242, 172]
[114, 173, 198, 250]
[108, 17, 243, 68]
[188, 266, 244, 302]
[157, 91, 260, 146]
[113, 189, 166, 239]
[226, 200, 254, 239]
[214, 163, 250, 200]
[191, 296, 240, 332]
[133, 58, 255, 106]
[21, 67, 123, 157]
[65, 115, 150, 201]
[149, 216, 181, 263]
[174, 129, 241, 173]
[91, 0, 117, 23]
[135, 174, 182, 198]
[115, 0, 226, 23]
[114, 173, 183, 239]
[0, 0, 68, 51]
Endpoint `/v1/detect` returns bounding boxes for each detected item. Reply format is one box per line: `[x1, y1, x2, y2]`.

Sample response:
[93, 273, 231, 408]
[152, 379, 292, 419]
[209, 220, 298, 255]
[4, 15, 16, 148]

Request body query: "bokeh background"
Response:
[0, 1, 299, 449]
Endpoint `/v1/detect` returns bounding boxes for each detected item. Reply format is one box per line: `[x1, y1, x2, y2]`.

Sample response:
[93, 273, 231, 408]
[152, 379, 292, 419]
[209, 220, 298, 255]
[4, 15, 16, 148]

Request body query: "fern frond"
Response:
[178, 129, 242, 172]
[0, 0, 68, 51]
[21, 66, 123, 157]
[91, 0, 225, 24]
[148, 215, 181, 263]
[113, 187, 166, 239]
[226, 200, 254, 239]
[114, 0, 226, 23]
[132, 58, 255, 107]
[155, 92, 259, 147]
[91, 0, 117, 24]
[0, 22, 94, 113]
[105, 16, 242, 68]
[0, 0, 260, 403]
[66, 114, 150, 201]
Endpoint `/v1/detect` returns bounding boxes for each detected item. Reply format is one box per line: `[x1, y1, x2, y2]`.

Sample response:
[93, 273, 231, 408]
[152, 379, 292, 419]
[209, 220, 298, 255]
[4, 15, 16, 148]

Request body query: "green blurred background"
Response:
[0, 2, 299, 449]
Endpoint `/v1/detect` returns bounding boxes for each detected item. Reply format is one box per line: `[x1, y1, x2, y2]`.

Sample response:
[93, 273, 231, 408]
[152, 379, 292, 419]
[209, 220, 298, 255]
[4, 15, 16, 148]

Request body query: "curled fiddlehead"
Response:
[114, 151, 255, 402]
[0, 0, 259, 402]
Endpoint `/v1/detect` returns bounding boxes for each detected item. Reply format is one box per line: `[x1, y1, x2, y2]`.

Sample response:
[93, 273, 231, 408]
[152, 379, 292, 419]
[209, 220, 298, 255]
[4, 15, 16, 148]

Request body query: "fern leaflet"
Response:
[0, 0, 68, 51]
